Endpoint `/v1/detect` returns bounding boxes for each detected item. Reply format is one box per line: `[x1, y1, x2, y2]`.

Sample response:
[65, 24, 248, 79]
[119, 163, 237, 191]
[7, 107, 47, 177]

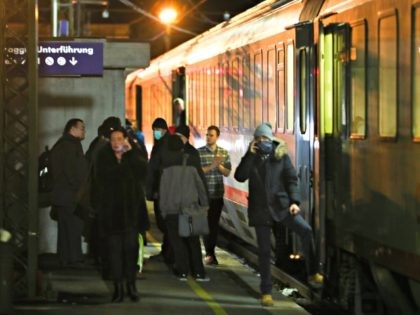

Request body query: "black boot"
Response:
[111, 281, 124, 302]
[126, 281, 140, 302]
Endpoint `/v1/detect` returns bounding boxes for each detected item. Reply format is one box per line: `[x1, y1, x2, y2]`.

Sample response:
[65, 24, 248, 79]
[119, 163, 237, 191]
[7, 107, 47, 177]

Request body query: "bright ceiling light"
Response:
[158, 7, 177, 25]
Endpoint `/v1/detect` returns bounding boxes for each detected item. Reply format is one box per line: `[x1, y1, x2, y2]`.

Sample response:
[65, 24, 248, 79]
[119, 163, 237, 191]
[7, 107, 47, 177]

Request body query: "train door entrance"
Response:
[295, 22, 316, 229]
[320, 23, 350, 223]
[172, 66, 186, 126]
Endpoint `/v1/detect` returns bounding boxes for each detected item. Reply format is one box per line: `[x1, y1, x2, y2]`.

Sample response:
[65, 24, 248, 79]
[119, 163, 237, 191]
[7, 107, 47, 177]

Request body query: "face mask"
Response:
[153, 130, 162, 140]
[256, 141, 273, 154]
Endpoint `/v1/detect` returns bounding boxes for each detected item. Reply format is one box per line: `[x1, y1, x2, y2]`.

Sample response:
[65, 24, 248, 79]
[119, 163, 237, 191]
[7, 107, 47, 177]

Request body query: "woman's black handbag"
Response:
[178, 210, 209, 237]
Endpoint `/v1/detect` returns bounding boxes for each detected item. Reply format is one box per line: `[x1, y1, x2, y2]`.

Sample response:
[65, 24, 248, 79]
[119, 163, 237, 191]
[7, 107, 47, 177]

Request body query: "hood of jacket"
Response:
[273, 138, 288, 160]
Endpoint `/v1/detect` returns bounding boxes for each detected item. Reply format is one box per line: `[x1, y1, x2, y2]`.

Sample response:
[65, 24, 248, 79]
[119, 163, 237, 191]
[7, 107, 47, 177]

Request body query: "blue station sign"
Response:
[38, 42, 103, 76]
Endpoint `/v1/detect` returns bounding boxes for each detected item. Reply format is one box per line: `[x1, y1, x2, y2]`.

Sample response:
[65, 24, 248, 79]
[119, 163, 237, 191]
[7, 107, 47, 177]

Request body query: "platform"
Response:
[14, 230, 309, 315]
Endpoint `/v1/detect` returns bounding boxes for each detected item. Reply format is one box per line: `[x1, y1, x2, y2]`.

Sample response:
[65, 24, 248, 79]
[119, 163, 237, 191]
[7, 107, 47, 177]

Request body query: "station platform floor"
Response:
[15, 231, 309, 315]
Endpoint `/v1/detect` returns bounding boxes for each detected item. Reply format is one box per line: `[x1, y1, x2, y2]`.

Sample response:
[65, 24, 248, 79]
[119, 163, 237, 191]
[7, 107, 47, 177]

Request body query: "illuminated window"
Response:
[350, 21, 367, 138]
[413, 6, 420, 141]
[267, 48, 276, 128]
[277, 44, 285, 132]
[286, 43, 295, 132]
[299, 49, 307, 134]
[254, 51, 263, 127]
[232, 58, 240, 129]
[243, 57, 251, 129]
[378, 12, 398, 138]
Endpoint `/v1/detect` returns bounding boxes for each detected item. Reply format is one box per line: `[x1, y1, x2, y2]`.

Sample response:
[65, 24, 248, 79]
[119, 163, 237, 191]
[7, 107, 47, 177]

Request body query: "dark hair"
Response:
[101, 116, 122, 139]
[109, 126, 127, 138]
[64, 118, 83, 134]
[167, 134, 184, 151]
[175, 125, 190, 139]
[152, 117, 168, 130]
[207, 125, 220, 137]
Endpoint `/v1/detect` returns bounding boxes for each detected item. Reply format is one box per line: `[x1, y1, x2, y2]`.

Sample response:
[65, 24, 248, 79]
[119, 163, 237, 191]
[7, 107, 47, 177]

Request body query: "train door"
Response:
[172, 66, 186, 126]
[295, 22, 316, 230]
[320, 23, 351, 226]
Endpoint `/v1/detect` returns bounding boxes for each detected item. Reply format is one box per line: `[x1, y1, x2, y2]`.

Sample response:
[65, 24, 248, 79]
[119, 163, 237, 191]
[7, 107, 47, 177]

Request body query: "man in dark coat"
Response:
[234, 123, 323, 307]
[51, 118, 88, 267]
[146, 117, 173, 264]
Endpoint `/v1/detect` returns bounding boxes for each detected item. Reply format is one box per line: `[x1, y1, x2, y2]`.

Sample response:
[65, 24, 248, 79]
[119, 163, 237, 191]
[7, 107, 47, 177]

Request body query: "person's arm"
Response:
[234, 141, 258, 182]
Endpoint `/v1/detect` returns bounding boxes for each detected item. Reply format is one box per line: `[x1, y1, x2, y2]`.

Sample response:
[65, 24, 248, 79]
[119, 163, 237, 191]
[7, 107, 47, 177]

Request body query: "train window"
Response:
[299, 49, 307, 134]
[350, 20, 367, 139]
[277, 44, 285, 132]
[232, 59, 240, 130]
[286, 42, 295, 133]
[267, 48, 277, 128]
[324, 33, 333, 134]
[222, 62, 230, 129]
[413, 6, 420, 141]
[214, 66, 220, 127]
[243, 57, 251, 129]
[254, 51, 263, 127]
[378, 12, 398, 139]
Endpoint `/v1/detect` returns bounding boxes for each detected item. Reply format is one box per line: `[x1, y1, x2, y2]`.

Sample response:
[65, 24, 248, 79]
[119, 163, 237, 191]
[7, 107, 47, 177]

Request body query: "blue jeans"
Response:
[255, 213, 316, 294]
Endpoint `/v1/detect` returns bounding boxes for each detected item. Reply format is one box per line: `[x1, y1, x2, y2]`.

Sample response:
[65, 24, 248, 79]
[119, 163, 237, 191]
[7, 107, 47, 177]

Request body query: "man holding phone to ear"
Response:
[234, 123, 323, 307]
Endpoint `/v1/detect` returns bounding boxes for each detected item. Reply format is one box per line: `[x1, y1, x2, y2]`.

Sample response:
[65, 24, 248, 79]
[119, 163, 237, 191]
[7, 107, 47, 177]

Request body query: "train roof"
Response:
[127, 0, 371, 82]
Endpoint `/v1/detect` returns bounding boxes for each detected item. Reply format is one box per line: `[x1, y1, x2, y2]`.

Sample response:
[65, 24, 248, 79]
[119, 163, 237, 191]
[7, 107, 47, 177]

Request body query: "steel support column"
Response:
[0, 0, 39, 299]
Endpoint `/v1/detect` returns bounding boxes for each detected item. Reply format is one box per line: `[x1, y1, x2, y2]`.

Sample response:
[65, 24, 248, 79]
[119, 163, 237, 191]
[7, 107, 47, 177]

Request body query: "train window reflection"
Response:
[223, 62, 230, 128]
[277, 45, 285, 132]
[299, 49, 307, 134]
[413, 7, 420, 141]
[267, 48, 276, 129]
[254, 51, 263, 127]
[232, 58, 240, 129]
[286, 43, 295, 133]
[243, 57, 251, 129]
[350, 21, 367, 139]
[378, 12, 397, 138]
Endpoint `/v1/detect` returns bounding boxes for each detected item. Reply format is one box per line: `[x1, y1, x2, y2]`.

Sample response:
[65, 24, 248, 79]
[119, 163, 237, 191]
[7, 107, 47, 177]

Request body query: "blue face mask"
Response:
[153, 130, 162, 140]
[256, 141, 273, 154]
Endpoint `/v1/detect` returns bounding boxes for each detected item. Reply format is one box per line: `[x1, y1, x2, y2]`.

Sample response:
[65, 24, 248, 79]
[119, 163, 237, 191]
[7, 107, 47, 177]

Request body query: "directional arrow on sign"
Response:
[69, 57, 78, 66]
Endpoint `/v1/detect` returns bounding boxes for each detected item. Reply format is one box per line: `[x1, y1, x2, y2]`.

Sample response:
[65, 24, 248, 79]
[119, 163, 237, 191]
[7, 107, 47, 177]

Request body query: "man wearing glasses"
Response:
[198, 125, 231, 265]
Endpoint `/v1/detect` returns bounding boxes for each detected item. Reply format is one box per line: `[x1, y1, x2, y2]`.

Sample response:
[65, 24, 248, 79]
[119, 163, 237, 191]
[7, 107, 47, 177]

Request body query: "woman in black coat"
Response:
[234, 123, 323, 307]
[97, 127, 147, 302]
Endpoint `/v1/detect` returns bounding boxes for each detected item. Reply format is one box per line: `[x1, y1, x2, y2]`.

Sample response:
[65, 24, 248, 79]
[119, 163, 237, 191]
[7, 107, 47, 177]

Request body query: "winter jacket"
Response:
[159, 152, 209, 218]
[146, 132, 169, 200]
[234, 139, 300, 226]
[96, 146, 147, 233]
[51, 133, 88, 207]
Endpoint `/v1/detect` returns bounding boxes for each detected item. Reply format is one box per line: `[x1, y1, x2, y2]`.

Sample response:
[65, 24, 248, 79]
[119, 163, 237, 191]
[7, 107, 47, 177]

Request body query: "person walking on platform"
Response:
[50, 118, 88, 268]
[234, 123, 323, 307]
[160, 135, 209, 281]
[146, 117, 174, 264]
[198, 125, 231, 266]
[97, 127, 147, 302]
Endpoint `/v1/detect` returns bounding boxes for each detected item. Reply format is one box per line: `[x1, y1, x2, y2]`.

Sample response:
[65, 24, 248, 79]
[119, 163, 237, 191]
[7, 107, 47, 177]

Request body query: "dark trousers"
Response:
[165, 214, 205, 276]
[108, 229, 139, 282]
[153, 199, 173, 263]
[203, 198, 224, 257]
[255, 213, 316, 294]
[56, 205, 84, 264]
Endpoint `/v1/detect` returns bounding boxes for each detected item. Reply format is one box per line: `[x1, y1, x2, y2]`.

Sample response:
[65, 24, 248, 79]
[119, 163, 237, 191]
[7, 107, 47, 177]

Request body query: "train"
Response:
[125, 0, 420, 313]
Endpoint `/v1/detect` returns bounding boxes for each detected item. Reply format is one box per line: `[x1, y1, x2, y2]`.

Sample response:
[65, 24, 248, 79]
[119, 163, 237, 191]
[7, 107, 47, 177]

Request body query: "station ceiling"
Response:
[38, 0, 262, 57]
